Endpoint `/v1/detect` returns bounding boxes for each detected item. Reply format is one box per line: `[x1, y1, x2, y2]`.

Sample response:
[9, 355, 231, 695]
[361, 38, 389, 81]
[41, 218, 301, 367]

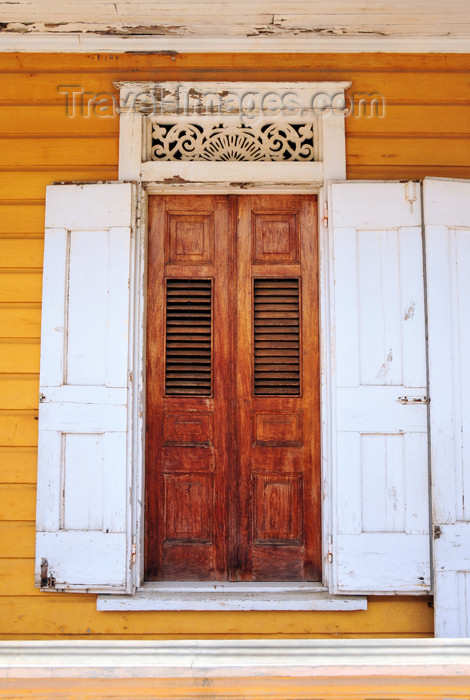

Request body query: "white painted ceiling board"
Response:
[1, 0, 469, 41]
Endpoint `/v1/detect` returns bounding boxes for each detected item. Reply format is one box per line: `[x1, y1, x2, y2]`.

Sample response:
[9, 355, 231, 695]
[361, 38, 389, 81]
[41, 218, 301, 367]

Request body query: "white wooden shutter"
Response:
[425, 177, 470, 636]
[330, 181, 430, 594]
[35, 183, 136, 593]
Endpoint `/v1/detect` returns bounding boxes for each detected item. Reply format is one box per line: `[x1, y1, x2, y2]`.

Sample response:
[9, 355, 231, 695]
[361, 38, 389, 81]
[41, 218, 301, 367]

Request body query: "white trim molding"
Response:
[1, 640, 470, 678]
[103, 79, 351, 610]
[117, 81, 350, 187]
[3, 640, 470, 699]
[98, 583, 367, 611]
[1, 33, 470, 53]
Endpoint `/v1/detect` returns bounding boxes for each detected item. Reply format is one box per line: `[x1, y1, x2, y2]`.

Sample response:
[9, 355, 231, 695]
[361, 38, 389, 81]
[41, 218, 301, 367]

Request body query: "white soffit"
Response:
[0, 0, 470, 53]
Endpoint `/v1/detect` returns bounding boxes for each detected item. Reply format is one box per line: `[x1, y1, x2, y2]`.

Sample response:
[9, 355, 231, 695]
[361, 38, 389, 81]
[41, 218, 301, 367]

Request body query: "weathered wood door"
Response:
[145, 194, 320, 581]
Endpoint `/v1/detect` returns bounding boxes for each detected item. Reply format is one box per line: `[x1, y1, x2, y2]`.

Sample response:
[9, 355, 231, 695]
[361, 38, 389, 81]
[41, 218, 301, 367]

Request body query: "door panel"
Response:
[235, 196, 321, 581]
[145, 195, 232, 580]
[145, 194, 320, 581]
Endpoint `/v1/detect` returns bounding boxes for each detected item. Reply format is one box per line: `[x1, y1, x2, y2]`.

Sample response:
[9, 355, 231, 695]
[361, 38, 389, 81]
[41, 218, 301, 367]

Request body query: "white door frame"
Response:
[117, 81, 350, 598]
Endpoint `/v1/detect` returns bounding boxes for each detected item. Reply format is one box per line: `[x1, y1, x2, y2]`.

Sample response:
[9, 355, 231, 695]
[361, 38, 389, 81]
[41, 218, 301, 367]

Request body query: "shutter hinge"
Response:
[40, 558, 56, 589]
[131, 183, 141, 239]
[136, 192, 141, 225]
[404, 180, 417, 214]
[397, 395, 429, 405]
[131, 537, 137, 565]
[323, 201, 328, 229]
[327, 537, 333, 563]
[433, 525, 442, 540]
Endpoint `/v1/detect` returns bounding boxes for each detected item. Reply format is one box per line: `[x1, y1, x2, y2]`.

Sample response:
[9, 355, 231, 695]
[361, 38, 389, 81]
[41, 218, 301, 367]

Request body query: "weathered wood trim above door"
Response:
[117, 81, 350, 188]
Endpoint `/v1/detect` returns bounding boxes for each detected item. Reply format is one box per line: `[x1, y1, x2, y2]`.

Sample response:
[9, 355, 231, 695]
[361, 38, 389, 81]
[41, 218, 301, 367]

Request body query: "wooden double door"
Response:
[145, 194, 321, 581]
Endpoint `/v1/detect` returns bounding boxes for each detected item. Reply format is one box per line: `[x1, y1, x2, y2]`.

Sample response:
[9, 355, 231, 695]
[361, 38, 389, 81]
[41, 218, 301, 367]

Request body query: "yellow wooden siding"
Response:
[4, 675, 470, 700]
[1, 51, 469, 640]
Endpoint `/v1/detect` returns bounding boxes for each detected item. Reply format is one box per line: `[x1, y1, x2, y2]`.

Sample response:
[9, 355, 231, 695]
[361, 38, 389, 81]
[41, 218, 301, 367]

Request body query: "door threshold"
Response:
[97, 583, 367, 611]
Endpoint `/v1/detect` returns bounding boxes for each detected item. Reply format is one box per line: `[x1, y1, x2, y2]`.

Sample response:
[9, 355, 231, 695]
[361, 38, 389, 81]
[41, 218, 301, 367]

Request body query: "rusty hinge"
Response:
[327, 536, 333, 563]
[40, 558, 56, 589]
[134, 182, 142, 233]
[433, 525, 442, 540]
[397, 396, 429, 405]
[323, 201, 328, 229]
[131, 537, 137, 566]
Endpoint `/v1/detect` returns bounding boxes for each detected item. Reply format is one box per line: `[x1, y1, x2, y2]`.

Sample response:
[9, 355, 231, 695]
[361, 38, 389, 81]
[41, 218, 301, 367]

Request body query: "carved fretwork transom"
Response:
[150, 120, 315, 162]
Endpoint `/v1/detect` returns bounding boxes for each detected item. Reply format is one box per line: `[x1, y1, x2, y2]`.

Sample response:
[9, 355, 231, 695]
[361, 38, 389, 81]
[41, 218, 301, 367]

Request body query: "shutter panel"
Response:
[253, 278, 301, 396]
[424, 178, 470, 636]
[35, 183, 136, 593]
[165, 278, 213, 396]
[330, 182, 430, 594]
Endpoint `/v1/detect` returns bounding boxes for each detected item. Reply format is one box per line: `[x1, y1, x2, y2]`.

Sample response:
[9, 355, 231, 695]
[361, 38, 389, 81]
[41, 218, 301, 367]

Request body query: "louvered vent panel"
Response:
[165, 279, 212, 396]
[254, 278, 301, 395]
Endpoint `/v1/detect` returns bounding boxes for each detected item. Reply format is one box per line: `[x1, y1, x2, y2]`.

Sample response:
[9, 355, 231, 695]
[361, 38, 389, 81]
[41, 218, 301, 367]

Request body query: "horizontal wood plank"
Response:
[0, 52, 468, 73]
[0, 522, 35, 558]
[0, 207, 45, 235]
[0, 448, 37, 484]
[0, 105, 119, 136]
[0, 69, 470, 105]
[0, 375, 39, 409]
[0, 340, 40, 373]
[0, 272, 43, 303]
[0, 170, 116, 200]
[0, 237, 44, 268]
[0, 559, 39, 596]
[0, 305, 41, 339]
[0, 138, 118, 168]
[346, 136, 470, 166]
[0, 412, 38, 447]
[0, 484, 36, 521]
[346, 105, 470, 136]
[2, 675, 466, 699]
[347, 165, 470, 180]
[0, 596, 433, 635]
[0, 1, 465, 20]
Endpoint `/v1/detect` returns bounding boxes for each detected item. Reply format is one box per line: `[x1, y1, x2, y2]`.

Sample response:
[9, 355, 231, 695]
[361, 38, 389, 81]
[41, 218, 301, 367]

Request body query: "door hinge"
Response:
[433, 525, 442, 540]
[397, 395, 429, 405]
[323, 201, 328, 229]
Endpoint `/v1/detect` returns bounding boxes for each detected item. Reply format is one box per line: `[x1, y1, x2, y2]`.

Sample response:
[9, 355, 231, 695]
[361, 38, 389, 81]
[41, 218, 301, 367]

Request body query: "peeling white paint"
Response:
[404, 301, 416, 321]
[0, 1, 469, 44]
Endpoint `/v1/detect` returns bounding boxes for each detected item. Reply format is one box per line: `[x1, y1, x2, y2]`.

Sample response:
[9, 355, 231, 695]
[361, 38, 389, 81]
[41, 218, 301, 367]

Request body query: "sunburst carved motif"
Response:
[150, 122, 315, 161]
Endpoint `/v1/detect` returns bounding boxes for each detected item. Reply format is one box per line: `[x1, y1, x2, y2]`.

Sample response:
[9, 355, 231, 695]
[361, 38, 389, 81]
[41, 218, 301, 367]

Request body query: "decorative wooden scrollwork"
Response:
[150, 121, 315, 162]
